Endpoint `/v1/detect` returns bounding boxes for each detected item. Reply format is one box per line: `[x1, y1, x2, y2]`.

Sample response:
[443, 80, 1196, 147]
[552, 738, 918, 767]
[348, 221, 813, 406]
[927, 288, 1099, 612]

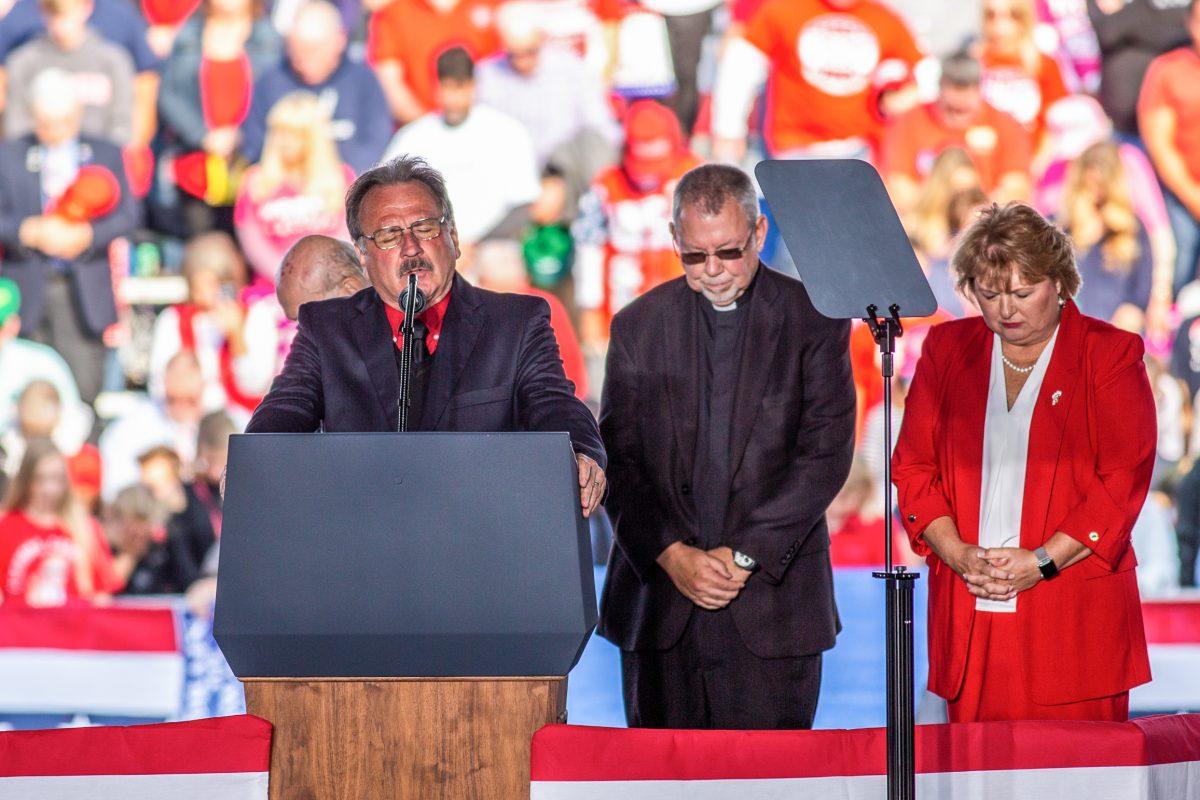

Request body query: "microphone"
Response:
[399, 273, 427, 317]
[396, 272, 426, 433]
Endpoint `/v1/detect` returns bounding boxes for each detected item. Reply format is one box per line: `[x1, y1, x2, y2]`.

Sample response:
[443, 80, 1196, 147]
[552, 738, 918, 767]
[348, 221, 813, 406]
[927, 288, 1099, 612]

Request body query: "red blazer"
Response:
[892, 302, 1154, 705]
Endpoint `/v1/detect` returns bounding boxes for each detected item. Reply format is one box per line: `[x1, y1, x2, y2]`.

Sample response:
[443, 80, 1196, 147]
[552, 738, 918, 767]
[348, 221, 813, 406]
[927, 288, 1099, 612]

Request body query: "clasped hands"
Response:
[18, 215, 94, 260]
[949, 542, 1043, 602]
[657, 542, 752, 610]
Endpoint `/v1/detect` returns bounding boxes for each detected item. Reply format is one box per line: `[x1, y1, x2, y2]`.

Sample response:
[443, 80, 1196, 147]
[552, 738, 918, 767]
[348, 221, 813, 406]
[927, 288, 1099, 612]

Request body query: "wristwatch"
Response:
[732, 550, 759, 572]
[1034, 546, 1059, 581]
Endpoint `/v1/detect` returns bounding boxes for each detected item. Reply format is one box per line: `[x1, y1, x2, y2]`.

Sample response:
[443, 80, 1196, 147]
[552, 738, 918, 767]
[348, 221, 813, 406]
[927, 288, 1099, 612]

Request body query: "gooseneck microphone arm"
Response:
[396, 271, 426, 432]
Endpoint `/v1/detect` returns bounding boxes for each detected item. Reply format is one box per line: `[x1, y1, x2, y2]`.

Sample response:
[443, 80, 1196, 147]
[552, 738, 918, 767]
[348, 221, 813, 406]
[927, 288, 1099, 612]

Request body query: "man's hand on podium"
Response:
[576, 453, 606, 518]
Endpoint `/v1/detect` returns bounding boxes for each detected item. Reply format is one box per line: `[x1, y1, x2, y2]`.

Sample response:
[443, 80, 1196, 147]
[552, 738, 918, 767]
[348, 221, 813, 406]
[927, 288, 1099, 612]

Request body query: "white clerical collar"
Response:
[712, 300, 737, 312]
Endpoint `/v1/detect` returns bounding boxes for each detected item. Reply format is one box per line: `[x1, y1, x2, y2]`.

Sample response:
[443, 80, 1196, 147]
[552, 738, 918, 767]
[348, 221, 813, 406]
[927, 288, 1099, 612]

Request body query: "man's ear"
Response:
[754, 214, 768, 253]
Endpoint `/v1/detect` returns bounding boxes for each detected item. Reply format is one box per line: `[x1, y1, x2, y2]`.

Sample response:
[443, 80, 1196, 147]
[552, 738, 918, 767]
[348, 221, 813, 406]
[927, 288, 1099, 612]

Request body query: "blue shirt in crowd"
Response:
[240, 55, 391, 175]
[1073, 222, 1153, 324]
[0, 0, 159, 71]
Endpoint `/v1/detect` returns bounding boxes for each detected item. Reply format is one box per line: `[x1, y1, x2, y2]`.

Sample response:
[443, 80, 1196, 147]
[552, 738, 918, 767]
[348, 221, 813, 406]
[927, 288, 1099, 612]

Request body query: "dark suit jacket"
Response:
[0, 135, 138, 335]
[246, 275, 605, 468]
[597, 266, 855, 658]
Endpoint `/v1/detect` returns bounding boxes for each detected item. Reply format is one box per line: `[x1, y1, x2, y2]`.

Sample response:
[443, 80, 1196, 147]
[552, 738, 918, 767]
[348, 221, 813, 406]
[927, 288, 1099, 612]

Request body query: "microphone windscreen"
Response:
[399, 285, 427, 316]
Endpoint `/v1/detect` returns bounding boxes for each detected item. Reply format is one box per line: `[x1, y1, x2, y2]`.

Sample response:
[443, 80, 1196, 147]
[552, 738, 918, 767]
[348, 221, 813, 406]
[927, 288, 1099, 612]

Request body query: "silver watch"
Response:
[733, 550, 758, 571]
[1034, 546, 1059, 580]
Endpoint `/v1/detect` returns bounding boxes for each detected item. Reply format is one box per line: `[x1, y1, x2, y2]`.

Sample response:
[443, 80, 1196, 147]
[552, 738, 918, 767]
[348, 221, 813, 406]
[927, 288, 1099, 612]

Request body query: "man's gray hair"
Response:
[940, 51, 982, 88]
[279, 235, 366, 292]
[345, 154, 455, 243]
[317, 239, 367, 291]
[671, 163, 759, 230]
[290, 0, 345, 36]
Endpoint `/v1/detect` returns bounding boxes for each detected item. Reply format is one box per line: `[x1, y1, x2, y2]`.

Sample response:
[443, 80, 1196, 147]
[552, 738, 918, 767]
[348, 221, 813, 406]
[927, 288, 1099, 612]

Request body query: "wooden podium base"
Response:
[243, 677, 567, 799]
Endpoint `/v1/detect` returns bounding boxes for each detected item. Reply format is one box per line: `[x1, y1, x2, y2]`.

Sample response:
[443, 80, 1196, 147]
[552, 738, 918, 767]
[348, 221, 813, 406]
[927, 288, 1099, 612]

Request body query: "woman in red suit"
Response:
[893, 203, 1154, 722]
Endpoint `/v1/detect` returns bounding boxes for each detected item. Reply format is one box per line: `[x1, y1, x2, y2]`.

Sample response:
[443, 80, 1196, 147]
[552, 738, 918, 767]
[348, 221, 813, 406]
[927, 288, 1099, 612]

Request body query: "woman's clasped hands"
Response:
[951, 542, 1043, 602]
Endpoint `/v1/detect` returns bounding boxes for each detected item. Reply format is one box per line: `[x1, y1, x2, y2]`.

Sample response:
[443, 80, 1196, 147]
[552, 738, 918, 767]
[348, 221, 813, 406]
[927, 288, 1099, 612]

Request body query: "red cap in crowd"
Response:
[141, 0, 202, 27]
[622, 100, 686, 191]
[46, 165, 121, 222]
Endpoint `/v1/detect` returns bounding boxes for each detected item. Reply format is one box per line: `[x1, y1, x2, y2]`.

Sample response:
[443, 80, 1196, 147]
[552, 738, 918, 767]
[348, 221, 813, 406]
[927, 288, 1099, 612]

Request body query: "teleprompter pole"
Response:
[864, 303, 919, 800]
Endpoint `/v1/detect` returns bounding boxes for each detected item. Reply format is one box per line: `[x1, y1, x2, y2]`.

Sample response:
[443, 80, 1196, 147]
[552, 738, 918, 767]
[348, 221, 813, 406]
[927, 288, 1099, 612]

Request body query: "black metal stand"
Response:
[396, 272, 424, 433]
[864, 303, 919, 800]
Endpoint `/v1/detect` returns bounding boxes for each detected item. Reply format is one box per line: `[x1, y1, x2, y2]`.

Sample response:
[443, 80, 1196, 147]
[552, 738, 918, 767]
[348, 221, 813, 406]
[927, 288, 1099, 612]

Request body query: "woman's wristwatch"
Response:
[1034, 546, 1059, 581]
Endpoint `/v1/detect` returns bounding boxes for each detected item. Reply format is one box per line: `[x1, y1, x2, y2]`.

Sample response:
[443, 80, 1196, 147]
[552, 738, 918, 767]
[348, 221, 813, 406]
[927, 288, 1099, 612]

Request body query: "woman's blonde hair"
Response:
[983, 0, 1041, 75]
[251, 91, 347, 213]
[908, 148, 982, 257]
[1060, 142, 1141, 273]
[3, 438, 96, 595]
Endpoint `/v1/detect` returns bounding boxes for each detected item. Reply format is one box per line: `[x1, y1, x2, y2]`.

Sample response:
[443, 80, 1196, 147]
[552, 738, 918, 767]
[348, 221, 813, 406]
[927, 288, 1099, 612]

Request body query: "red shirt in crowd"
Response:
[882, 100, 1033, 193]
[199, 55, 253, 130]
[743, 0, 922, 153]
[367, 0, 501, 112]
[0, 511, 121, 607]
[529, 287, 588, 401]
[1138, 46, 1200, 184]
[577, 157, 697, 329]
[588, 0, 627, 21]
[978, 47, 1068, 143]
[828, 513, 913, 567]
[730, 0, 768, 23]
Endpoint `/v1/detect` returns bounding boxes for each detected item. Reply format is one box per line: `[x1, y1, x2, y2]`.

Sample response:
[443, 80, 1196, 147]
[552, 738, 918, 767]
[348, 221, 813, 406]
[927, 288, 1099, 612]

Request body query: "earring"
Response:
[1058, 297, 1065, 307]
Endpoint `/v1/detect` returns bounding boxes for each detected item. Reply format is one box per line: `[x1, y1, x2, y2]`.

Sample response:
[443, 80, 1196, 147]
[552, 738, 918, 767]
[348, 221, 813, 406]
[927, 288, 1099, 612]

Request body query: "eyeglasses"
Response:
[360, 216, 446, 250]
[676, 232, 754, 267]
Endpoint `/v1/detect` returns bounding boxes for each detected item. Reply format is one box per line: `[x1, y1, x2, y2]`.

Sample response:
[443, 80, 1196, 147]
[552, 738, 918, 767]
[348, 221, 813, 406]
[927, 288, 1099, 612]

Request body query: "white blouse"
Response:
[977, 328, 1059, 613]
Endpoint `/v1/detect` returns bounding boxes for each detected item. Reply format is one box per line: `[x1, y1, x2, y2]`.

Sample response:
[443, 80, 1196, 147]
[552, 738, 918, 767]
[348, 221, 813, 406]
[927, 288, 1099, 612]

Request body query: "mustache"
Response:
[398, 258, 433, 276]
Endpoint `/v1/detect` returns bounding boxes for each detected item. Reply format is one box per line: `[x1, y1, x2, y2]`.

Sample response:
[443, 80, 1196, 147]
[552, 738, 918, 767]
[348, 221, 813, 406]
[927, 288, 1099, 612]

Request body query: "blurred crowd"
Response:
[0, 0, 1198, 611]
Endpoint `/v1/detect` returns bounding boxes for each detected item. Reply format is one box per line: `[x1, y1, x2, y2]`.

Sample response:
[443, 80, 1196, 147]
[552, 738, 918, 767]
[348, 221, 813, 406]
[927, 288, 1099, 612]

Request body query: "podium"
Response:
[214, 432, 597, 798]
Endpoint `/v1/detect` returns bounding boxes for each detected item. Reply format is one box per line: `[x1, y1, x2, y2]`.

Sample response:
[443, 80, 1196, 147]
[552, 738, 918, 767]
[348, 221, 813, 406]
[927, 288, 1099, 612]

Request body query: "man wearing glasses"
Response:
[597, 163, 855, 728]
[247, 155, 606, 518]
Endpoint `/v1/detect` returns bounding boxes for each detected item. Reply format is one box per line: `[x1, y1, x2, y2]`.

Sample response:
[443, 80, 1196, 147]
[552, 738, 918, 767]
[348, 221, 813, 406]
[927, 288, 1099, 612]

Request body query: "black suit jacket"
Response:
[597, 266, 854, 658]
[246, 275, 605, 468]
[0, 135, 138, 335]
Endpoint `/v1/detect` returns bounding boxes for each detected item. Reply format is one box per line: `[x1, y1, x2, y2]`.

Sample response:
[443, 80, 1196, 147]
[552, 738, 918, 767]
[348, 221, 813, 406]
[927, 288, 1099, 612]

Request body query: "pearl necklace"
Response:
[1001, 353, 1035, 374]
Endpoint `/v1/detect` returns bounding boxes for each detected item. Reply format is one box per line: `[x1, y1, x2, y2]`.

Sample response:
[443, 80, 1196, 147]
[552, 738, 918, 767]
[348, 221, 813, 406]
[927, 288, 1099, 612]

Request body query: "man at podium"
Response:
[246, 155, 607, 516]
[598, 164, 855, 728]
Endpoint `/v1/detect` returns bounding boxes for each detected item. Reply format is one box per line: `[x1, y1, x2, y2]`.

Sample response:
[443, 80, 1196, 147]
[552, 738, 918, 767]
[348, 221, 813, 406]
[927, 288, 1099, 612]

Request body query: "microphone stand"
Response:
[864, 303, 919, 800]
[397, 272, 424, 433]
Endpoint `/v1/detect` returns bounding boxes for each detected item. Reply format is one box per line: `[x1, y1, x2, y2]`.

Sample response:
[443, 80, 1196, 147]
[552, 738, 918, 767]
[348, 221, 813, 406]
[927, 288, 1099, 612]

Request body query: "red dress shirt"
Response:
[383, 290, 451, 353]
